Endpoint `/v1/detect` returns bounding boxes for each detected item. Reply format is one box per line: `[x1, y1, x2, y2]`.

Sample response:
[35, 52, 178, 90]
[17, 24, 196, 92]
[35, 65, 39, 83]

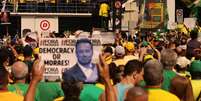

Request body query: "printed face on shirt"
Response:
[76, 42, 93, 66]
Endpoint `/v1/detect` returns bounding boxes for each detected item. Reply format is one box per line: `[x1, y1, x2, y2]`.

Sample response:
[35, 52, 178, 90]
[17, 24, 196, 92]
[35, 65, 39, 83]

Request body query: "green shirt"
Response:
[80, 84, 104, 101]
[37, 82, 64, 101]
[8, 83, 40, 101]
[162, 70, 177, 91]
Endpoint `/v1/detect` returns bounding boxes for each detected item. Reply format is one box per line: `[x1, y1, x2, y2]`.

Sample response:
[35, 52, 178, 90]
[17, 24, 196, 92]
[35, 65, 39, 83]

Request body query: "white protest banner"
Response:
[39, 38, 102, 81]
[184, 18, 197, 30]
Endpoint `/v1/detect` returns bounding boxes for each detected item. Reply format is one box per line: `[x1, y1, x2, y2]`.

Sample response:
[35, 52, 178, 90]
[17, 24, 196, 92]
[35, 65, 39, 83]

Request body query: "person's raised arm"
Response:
[98, 54, 116, 101]
[24, 58, 45, 101]
[139, 47, 147, 62]
[148, 42, 161, 60]
[8, 44, 19, 59]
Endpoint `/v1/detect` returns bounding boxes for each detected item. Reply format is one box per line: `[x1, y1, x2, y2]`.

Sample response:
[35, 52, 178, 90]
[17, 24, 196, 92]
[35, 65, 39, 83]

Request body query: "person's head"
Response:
[23, 45, 33, 58]
[62, 80, 83, 101]
[11, 61, 28, 82]
[193, 48, 201, 60]
[121, 32, 128, 40]
[109, 63, 124, 85]
[189, 60, 201, 80]
[115, 45, 125, 58]
[161, 49, 177, 70]
[175, 57, 190, 73]
[170, 76, 194, 101]
[190, 30, 198, 40]
[104, 46, 113, 57]
[176, 47, 186, 56]
[0, 48, 9, 67]
[22, 29, 31, 37]
[167, 40, 177, 50]
[124, 42, 135, 54]
[144, 60, 163, 86]
[180, 37, 187, 45]
[75, 38, 93, 66]
[125, 87, 148, 101]
[0, 67, 9, 89]
[123, 60, 144, 84]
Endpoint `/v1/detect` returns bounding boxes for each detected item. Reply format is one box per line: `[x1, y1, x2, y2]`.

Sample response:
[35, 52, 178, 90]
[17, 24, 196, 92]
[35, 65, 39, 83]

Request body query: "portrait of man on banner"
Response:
[63, 38, 98, 83]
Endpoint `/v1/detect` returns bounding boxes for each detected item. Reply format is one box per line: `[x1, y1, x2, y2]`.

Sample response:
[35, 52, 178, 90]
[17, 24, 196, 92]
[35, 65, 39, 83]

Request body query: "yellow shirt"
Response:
[0, 91, 23, 101]
[177, 24, 189, 35]
[124, 55, 139, 64]
[191, 80, 201, 100]
[105, 55, 113, 65]
[148, 88, 180, 101]
[99, 3, 110, 17]
[113, 59, 126, 67]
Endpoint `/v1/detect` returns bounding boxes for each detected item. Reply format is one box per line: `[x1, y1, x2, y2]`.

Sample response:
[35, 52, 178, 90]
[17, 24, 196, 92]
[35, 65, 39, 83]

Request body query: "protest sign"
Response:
[39, 38, 102, 81]
[184, 18, 197, 30]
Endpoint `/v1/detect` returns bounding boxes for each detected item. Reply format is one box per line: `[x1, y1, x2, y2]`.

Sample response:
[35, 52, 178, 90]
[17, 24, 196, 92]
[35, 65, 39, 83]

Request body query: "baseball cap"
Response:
[124, 42, 135, 52]
[176, 57, 191, 68]
[144, 55, 154, 62]
[189, 60, 201, 72]
[142, 41, 149, 47]
[115, 46, 125, 56]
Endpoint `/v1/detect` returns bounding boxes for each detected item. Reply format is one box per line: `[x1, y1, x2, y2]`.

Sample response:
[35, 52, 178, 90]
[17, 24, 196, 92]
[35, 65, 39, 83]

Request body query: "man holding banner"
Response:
[63, 38, 98, 83]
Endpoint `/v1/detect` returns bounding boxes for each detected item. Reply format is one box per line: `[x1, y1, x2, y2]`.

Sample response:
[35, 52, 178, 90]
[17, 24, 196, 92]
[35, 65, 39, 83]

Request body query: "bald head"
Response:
[125, 87, 148, 101]
[144, 60, 163, 86]
[12, 61, 28, 80]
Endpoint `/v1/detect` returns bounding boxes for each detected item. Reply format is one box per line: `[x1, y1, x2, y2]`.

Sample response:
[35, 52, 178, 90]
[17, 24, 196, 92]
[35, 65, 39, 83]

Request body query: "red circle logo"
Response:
[40, 20, 50, 31]
[115, 1, 121, 9]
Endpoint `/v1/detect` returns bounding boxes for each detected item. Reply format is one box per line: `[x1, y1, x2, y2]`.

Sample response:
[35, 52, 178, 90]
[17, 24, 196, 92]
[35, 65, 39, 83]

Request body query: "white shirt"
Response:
[78, 63, 98, 82]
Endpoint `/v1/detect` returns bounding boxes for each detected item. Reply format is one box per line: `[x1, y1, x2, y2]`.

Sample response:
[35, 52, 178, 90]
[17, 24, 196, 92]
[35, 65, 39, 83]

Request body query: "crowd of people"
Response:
[0, 27, 201, 101]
